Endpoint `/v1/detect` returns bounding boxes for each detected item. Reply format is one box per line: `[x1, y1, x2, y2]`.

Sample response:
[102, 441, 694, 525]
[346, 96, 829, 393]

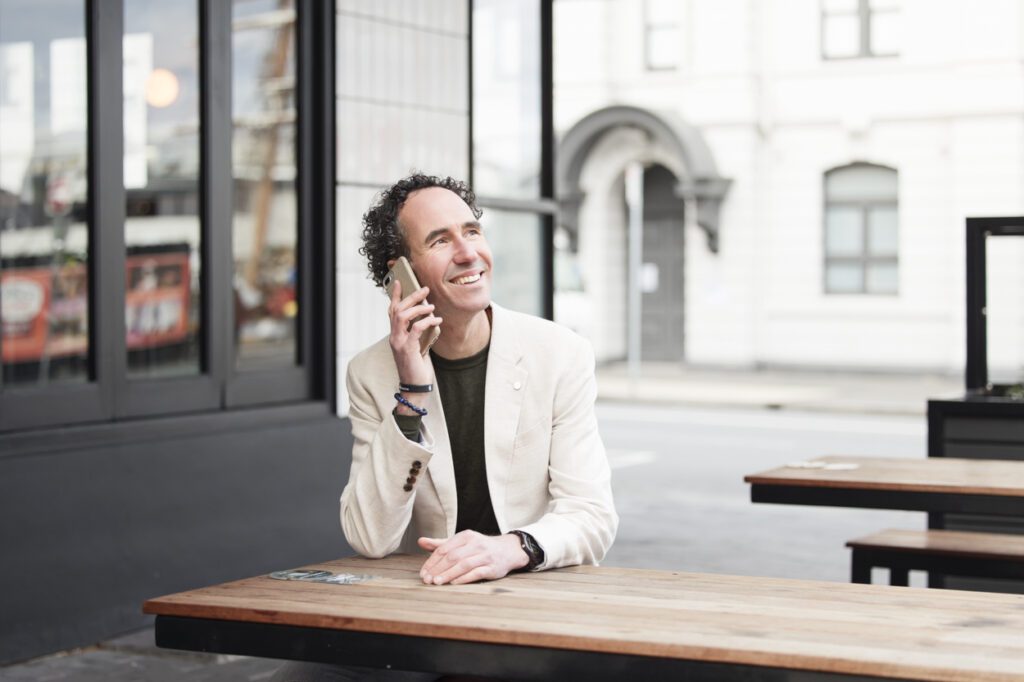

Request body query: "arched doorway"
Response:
[556, 106, 730, 364]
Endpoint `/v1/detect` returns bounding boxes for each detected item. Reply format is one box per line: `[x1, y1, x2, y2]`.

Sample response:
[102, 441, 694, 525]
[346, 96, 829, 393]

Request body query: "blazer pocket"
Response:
[513, 417, 551, 450]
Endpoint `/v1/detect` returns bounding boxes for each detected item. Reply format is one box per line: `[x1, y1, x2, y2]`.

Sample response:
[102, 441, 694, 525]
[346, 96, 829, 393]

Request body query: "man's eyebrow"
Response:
[422, 221, 482, 245]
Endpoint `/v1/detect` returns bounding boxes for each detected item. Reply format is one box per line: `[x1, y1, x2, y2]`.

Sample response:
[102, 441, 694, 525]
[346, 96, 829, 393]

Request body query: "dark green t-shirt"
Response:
[394, 344, 499, 536]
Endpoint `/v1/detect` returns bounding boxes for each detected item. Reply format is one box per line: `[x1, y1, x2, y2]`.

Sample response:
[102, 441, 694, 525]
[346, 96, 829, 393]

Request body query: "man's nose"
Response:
[452, 235, 477, 262]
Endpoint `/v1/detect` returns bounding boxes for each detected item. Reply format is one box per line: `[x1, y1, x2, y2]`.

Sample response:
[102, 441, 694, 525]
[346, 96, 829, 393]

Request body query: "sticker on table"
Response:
[269, 569, 373, 585]
[822, 462, 859, 471]
[786, 461, 827, 469]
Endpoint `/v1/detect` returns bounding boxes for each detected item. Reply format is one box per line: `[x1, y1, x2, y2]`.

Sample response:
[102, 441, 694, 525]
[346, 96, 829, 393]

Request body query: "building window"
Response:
[823, 163, 898, 295]
[644, 0, 679, 71]
[822, 0, 900, 60]
[0, 0, 333, 431]
[472, 0, 554, 318]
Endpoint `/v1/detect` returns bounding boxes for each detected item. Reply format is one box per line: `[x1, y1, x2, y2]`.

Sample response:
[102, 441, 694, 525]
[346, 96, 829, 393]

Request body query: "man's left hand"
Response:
[417, 530, 528, 585]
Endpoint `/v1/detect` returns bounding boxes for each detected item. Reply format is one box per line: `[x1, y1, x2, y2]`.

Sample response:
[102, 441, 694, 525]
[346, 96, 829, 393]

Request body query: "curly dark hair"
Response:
[359, 173, 483, 288]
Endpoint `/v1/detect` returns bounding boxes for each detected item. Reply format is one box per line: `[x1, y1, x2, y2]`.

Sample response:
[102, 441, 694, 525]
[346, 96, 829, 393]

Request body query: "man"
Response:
[272, 173, 616, 681]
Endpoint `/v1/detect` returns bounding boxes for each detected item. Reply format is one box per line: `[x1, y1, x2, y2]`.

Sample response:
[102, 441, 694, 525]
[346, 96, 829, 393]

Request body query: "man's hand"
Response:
[388, 280, 441, 389]
[417, 531, 529, 585]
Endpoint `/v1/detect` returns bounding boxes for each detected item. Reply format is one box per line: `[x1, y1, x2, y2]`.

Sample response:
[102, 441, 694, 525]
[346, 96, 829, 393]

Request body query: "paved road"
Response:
[598, 401, 927, 583]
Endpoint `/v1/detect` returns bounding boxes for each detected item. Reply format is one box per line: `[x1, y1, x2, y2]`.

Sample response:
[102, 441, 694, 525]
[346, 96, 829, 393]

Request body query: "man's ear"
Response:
[386, 258, 396, 270]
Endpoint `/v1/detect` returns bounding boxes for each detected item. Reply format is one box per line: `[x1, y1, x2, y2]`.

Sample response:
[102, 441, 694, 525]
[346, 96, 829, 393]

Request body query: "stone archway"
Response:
[555, 106, 731, 363]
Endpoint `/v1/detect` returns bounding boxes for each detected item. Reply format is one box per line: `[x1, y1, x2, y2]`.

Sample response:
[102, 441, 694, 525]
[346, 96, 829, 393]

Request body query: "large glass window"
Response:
[486, 210, 544, 317]
[0, 0, 90, 388]
[232, 0, 298, 372]
[472, 0, 541, 200]
[823, 163, 898, 295]
[822, 0, 900, 60]
[123, 0, 202, 378]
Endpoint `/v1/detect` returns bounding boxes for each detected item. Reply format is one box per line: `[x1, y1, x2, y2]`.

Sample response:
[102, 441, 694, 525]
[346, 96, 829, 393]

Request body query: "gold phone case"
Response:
[384, 257, 441, 356]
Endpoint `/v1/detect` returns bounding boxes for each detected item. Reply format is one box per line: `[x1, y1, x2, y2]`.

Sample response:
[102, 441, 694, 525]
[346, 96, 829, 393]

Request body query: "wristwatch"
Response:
[509, 530, 545, 571]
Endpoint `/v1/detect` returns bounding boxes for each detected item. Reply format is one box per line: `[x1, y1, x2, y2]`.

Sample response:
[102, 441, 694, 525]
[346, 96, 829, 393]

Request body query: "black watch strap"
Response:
[509, 530, 544, 571]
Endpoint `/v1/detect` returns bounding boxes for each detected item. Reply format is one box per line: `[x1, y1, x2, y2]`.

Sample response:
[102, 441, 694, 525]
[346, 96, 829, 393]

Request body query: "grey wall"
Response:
[0, 408, 353, 664]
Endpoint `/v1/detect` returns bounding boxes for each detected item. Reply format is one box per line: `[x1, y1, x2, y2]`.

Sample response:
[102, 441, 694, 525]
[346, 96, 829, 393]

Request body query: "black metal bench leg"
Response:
[851, 551, 872, 584]
[889, 567, 909, 587]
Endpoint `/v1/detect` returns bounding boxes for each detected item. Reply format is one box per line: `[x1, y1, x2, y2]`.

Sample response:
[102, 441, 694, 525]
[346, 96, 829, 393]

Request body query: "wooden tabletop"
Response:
[144, 554, 1024, 682]
[744, 456, 1024, 496]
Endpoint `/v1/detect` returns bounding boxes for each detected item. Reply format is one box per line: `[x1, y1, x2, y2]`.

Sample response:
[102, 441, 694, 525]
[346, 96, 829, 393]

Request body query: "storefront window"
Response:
[0, 0, 90, 387]
[123, 0, 202, 378]
[232, 0, 298, 371]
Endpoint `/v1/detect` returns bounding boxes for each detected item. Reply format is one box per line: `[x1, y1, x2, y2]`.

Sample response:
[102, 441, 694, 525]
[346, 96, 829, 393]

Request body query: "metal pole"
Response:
[625, 162, 643, 381]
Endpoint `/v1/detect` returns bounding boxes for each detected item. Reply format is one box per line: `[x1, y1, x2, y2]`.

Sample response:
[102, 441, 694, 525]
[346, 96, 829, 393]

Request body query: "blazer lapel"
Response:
[483, 304, 527, 531]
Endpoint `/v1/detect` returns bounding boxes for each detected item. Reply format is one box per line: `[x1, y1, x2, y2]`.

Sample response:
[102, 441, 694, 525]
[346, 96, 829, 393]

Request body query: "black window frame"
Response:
[821, 0, 899, 61]
[469, 0, 555, 321]
[0, 0, 336, 432]
[822, 162, 899, 296]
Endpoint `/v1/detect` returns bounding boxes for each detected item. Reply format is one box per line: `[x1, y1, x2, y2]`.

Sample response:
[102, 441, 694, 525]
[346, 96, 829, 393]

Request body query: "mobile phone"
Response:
[383, 256, 441, 356]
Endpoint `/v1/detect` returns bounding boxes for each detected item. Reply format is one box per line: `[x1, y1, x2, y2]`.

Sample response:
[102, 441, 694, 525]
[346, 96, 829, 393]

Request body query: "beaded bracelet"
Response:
[394, 392, 428, 416]
[399, 382, 433, 393]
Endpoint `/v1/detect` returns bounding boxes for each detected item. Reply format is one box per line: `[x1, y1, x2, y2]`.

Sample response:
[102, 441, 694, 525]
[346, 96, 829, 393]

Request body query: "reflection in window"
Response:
[124, 0, 202, 378]
[822, 0, 900, 60]
[823, 163, 898, 295]
[485, 210, 543, 317]
[232, 0, 297, 371]
[0, 0, 90, 387]
[472, 0, 541, 199]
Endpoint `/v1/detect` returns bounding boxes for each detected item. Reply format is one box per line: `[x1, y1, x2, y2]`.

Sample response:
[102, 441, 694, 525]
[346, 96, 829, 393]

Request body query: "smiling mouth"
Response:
[451, 271, 484, 285]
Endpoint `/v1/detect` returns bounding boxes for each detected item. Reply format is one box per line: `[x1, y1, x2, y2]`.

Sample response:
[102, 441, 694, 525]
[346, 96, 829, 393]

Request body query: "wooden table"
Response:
[143, 554, 1024, 681]
[745, 456, 1024, 516]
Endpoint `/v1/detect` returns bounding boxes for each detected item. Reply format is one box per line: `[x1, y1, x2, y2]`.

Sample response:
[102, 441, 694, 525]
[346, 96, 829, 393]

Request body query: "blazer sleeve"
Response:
[339, 359, 436, 558]
[516, 337, 618, 569]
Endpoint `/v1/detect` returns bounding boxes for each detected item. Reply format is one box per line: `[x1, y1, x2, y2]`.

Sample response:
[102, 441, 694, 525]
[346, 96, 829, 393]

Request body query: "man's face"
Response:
[396, 187, 493, 317]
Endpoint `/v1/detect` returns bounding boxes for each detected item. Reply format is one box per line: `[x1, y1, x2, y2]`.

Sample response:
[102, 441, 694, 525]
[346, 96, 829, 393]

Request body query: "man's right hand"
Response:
[388, 280, 441, 400]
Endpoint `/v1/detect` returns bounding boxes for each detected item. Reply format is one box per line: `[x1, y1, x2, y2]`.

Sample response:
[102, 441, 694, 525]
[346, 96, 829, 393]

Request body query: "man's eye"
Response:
[431, 238, 448, 247]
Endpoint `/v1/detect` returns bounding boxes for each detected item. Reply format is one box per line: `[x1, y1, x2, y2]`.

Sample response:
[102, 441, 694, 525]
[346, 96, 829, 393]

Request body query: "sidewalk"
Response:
[596, 362, 964, 416]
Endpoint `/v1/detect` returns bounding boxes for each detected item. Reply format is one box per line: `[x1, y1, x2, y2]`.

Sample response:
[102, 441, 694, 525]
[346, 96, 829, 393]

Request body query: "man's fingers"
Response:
[392, 285, 430, 313]
[418, 537, 444, 550]
[450, 565, 499, 585]
[395, 303, 435, 327]
[430, 554, 488, 585]
[420, 532, 479, 582]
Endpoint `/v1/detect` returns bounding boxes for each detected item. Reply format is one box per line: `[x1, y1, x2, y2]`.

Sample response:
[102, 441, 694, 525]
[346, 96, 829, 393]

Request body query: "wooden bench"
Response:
[847, 528, 1024, 586]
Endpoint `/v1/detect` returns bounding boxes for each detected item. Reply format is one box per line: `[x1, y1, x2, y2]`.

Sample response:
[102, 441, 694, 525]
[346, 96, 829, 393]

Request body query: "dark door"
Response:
[640, 165, 685, 362]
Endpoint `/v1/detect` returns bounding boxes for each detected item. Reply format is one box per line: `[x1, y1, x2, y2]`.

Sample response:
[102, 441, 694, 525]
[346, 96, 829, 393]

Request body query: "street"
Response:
[598, 402, 927, 584]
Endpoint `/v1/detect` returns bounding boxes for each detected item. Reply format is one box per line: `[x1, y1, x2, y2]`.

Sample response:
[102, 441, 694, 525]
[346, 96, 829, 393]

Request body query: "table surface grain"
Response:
[144, 554, 1024, 682]
[744, 456, 1024, 496]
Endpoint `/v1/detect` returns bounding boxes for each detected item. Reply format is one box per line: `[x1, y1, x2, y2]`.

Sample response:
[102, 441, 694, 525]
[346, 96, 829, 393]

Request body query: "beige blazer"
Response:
[340, 303, 618, 569]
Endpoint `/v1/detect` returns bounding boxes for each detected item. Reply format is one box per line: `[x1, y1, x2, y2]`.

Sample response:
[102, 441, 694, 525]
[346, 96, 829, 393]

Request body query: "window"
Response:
[823, 163, 898, 295]
[644, 0, 679, 71]
[0, 0, 333, 431]
[472, 0, 553, 318]
[822, 0, 900, 60]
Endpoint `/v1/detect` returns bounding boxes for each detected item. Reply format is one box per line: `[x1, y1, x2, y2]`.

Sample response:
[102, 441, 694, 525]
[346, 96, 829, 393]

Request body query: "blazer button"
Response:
[409, 467, 419, 476]
[513, 381, 522, 390]
[403, 484, 413, 492]
[412, 461, 422, 470]
[406, 476, 415, 485]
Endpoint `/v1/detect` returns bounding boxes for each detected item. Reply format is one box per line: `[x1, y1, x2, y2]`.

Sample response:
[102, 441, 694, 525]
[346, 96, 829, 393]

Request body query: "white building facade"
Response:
[554, 0, 1024, 375]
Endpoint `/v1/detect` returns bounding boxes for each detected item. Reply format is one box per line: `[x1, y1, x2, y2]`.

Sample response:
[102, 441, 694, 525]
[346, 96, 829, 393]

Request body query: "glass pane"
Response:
[472, 0, 541, 199]
[485, 210, 544, 317]
[646, 27, 679, 70]
[124, 0, 201, 378]
[1, 0, 90, 388]
[645, 0, 677, 25]
[985, 235, 1024, 386]
[866, 261, 898, 294]
[823, 14, 860, 59]
[826, 164, 897, 201]
[232, 0, 298, 371]
[826, 262, 863, 293]
[867, 206, 898, 256]
[825, 207, 863, 256]
[870, 9, 900, 55]
[823, 0, 858, 12]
